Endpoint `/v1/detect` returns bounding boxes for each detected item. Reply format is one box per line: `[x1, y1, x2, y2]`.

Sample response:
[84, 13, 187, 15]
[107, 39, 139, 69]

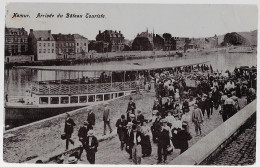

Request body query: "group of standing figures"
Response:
[60, 65, 256, 164]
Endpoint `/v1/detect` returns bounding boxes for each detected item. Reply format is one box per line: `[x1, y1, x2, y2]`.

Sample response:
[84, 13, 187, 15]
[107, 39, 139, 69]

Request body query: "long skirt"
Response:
[141, 135, 152, 156]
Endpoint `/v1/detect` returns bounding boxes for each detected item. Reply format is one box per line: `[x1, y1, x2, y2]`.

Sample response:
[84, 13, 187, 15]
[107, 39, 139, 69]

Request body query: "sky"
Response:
[5, 3, 258, 40]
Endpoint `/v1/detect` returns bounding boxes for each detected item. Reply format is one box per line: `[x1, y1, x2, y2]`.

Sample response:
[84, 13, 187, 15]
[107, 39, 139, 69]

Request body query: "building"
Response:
[96, 30, 124, 52]
[73, 34, 88, 56]
[172, 37, 189, 50]
[28, 29, 56, 60]
[5, 27, 28, 56]
[88, 40, 109, 53]
[52, 34, 75, 59]
[153, 34, 164, 50]
[132, 29, 154, 51]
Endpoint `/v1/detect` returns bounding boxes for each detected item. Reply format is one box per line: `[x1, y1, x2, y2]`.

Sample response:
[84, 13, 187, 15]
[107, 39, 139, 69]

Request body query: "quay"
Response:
[3, 89, 251, 164]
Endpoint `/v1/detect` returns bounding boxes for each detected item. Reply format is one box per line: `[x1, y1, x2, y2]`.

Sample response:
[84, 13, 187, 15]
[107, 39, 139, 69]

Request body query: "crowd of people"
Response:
[56, 64, 256, 164]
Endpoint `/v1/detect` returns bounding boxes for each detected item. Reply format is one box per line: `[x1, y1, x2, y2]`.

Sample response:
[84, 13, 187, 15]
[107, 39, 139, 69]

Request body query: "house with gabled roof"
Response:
[28, 29, 56, 60]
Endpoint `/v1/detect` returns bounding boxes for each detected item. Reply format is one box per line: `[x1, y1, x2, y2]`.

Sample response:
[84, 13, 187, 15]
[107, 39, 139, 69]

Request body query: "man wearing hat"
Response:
[127, 97, 136, 116]
[136, 110, 145, 126]
[176, 122, 192, 154]
[85, 130, 98, 164]
[157, 123, 170, 164]
[191, 104, 203, 136]
[103, 102, 112, 135]
[87, 107, 95, 129]
[64, 113, 76, 150]
[78, 121, 91, 160]
[153, 99, 162, 114]
[125, 122, 134, 159]
[116, 114, 128, 150]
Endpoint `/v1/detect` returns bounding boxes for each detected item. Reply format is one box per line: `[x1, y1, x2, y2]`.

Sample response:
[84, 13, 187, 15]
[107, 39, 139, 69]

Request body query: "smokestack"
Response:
[99, 30, 101, 34]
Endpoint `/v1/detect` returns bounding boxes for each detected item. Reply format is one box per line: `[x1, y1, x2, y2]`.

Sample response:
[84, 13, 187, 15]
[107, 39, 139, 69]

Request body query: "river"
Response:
[4, 52, 257, 97]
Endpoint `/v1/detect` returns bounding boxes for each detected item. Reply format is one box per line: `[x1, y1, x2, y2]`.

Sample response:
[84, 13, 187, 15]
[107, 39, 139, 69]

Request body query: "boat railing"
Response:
[31, 81, 144, 95]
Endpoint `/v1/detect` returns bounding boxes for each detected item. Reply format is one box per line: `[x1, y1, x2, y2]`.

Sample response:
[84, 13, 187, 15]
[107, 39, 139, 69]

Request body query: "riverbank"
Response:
[4, 48, 230, 69]
[3, 92, 156, 163]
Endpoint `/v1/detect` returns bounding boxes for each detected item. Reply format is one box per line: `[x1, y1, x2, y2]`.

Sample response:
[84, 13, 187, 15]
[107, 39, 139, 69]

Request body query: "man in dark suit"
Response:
[87, 107, 95, 128]
[157, 122, 170, 164]
[127, 97, 136, 121]
[78, 121, 91, 160]
[116, 114, 128, 150]
[85, 130, 98, 164]
[64, 113, 76, 150]
[136, 110, 145, 126]
[125, 122, 133, 159]
[177, 122, 192, 154]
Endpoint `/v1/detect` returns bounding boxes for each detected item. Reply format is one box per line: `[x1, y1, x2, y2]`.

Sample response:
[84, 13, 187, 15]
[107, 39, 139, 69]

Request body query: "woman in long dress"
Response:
[140, 121, 152, 157]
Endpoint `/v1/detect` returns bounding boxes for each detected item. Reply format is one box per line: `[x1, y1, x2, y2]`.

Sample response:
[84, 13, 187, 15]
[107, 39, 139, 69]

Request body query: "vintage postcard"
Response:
[2, 1, 258, 165]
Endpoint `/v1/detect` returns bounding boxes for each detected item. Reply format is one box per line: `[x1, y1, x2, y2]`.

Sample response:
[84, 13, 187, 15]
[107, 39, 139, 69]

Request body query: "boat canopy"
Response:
[15, 59, 209, 72]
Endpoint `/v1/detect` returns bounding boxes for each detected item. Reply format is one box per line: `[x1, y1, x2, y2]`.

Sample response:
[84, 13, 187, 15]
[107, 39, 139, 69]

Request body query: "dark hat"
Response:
[121, 114, 125, 119]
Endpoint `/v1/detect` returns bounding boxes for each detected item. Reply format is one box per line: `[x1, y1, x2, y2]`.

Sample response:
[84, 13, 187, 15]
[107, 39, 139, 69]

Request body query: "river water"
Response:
[4, 52, 257, 97]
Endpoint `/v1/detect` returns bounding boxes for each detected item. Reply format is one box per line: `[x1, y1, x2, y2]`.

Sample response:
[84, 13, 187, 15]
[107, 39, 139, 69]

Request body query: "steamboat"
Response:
[5, 59, 209, 128]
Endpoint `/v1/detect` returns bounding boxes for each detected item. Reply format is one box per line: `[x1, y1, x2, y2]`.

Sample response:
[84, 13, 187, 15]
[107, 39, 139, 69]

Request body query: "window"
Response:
[79, 96, 87, 103]
[77, 43, 79, 46]
[43, 43, 46, 47]
[88, 95, 95, 102]
[84, 43, 86, 46]
[118, 92, 124, 97]
[96, 95, 103, 102]
[43, 49, 46, 53]
[70, 96, 78, 103]
[39, 49, 42, 53]
[52, 49, 54, 53]
[104, 94, 111, 101]
[39, 43, 41, 47]
[39, 97, 48, 104]
[52, 43, 54, 47]
[61, 97, 69, 104]
[48, 49, 50, 53]
[112, 93, 118, 99]
[48, 43, 50, 47]
[50, 97, 59, 104]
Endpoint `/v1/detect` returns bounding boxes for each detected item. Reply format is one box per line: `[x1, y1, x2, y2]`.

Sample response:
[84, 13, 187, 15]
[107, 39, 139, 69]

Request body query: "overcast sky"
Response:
[5, 3, 258, 40]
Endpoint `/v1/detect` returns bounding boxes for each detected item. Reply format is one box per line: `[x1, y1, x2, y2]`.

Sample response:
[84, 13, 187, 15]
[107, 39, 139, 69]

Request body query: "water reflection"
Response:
[4, 53, 257, 97]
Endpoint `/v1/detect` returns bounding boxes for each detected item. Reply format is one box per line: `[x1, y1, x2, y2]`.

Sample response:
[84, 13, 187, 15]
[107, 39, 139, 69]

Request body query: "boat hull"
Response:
[4, 106, 85, 130]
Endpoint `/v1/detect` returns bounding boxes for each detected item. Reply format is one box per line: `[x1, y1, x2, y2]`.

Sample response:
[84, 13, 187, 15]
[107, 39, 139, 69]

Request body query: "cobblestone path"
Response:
[209, 119, 256, 165]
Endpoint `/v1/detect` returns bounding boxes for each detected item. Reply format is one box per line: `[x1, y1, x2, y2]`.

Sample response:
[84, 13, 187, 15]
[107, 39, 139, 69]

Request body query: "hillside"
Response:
[217, 30, 257, 46]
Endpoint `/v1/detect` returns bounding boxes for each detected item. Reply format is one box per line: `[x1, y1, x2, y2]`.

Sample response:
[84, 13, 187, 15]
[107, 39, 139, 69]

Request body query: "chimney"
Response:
[30, 29, 33, 32]
[99, 30, 101, 34]
[48, 30, 51, 34]
[119, 31, 121, 34]
[115, 30, 117, 33]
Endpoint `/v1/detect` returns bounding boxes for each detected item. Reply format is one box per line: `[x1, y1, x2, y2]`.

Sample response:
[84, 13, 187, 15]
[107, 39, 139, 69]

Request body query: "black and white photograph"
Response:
[2, 1, 258, 165]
